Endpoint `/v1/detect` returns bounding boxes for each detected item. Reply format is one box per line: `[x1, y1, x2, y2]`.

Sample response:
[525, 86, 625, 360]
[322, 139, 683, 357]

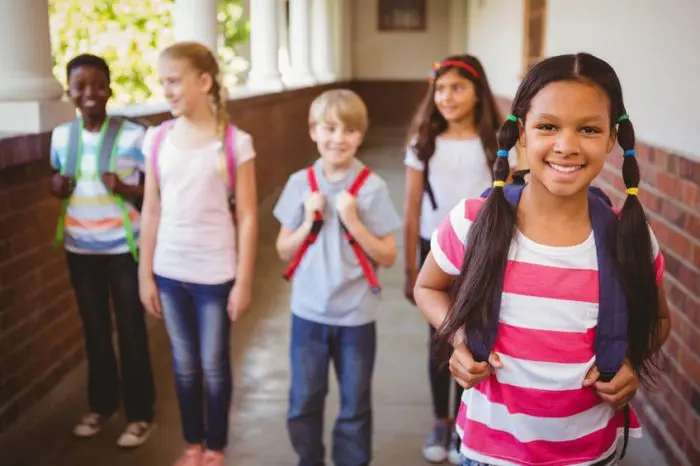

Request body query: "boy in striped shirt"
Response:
[50, 54, 155, 448]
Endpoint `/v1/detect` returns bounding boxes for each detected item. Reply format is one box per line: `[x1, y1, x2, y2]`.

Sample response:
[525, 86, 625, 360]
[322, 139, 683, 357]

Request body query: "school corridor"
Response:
[0, 128, 663, 466]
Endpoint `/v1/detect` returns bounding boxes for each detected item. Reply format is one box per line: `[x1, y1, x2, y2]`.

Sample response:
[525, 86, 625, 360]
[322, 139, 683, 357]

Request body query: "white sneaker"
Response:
[422, 420, 450, 463]
[73, 413, 103, 438]
[448, 430, 462, 465]
[116, 421, 154, 448]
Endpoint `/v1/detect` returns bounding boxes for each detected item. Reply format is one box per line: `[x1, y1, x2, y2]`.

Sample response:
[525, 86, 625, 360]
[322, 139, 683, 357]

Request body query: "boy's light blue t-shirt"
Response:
[273, 158, 401, 326]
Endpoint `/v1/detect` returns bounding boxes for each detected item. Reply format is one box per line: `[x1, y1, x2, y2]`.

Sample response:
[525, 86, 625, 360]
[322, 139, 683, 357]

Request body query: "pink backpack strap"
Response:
[224, 124, 236, 191]
[150, 119, 175, 183]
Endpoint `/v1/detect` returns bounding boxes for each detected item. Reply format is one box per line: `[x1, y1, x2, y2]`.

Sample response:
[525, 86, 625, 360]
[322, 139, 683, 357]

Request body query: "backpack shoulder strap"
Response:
[98, 117, 125, 174]
[469, 183, 524, 362]
[589, 192, 628, 379]
[150, 119, 175, 181]
[348, 167, 372, 196]
[306, 165, 320, 193]
[224, 124, 236, 191]
[63, 119, 82, 177]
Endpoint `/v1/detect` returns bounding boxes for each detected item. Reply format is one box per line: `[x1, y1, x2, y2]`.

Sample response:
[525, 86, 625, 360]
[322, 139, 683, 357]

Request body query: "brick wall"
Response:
[0, 139, 83, 435]
[0, 82, 343, 439]
[597, 144, 700, 465]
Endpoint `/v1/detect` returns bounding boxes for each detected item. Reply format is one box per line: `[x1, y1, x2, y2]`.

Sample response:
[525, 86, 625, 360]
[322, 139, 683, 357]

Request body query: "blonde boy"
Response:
[273, 89, 401, 466]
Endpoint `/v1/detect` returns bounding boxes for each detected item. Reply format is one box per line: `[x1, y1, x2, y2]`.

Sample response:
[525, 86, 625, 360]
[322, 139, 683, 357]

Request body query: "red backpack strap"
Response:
[348, 167, 371, 196]
[150, 119, 175, 183]
[224, 124, 236, 191]
[283, 165, 324, 281]
[343, 166, 381, 294]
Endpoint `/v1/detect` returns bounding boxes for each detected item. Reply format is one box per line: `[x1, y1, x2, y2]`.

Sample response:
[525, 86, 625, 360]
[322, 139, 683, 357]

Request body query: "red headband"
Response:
[430, 60, 480, 81]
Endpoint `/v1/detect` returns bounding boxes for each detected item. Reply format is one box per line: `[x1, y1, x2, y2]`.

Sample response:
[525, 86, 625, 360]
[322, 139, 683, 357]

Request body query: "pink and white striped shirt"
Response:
[431, 197, 665, 466]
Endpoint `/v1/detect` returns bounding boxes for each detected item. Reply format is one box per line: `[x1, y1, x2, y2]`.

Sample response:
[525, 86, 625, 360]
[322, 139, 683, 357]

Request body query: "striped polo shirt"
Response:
[50, 119, 146, 255]
[431, 197, 664, 466]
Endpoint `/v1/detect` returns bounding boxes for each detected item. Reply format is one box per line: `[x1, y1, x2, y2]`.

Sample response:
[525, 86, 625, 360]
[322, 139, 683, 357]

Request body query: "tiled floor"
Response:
[16, 129, 667, 465]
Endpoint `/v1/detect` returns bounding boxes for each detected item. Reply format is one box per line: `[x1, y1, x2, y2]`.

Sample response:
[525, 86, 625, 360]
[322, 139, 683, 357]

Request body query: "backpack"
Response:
[53, 117, 139, 261]
[150, 119, 237, 217]
[475, 182, 631, 458]
[282, 165, 381, 294]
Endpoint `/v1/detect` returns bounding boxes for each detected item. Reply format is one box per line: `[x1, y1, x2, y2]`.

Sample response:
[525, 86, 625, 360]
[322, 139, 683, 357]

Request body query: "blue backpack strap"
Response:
[588, 192, 628, 379]
[469, 184, 525, 362]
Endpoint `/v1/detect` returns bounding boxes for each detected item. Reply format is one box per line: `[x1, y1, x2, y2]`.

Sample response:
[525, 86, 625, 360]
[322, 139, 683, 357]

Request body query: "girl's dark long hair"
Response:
[407, 54, 502, 175]
[436, 53, 660, 384]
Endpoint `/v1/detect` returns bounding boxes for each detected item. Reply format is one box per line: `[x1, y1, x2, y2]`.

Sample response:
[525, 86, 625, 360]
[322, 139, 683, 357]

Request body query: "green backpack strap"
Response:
[53, 117, 138, 262]
[103, 118, 139, 262]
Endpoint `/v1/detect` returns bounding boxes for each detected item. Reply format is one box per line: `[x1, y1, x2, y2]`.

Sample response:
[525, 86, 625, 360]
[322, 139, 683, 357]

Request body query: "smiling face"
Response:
[522, 80, 617, 198]
[433, 68, 478, 125]
[158, 57, 212, 117]
[68, 66, 111, 119]
[310, 115, 365, 170]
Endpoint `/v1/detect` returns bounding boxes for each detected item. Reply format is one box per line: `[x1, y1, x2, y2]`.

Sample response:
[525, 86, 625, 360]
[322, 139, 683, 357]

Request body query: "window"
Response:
[522, 0, 547, 74]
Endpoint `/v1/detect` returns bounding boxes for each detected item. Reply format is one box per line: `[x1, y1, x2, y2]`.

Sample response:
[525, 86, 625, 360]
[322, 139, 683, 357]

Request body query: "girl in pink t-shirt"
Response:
[414, 52, 671, 466]
[138, 42, 258, 466]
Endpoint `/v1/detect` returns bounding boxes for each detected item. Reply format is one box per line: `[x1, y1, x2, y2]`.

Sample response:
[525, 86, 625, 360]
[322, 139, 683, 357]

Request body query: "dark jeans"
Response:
[287, 315, 376, 466]
[156, 275, 233, 451]
[66, 252, 155, 422]
[420, 238, 463, 419]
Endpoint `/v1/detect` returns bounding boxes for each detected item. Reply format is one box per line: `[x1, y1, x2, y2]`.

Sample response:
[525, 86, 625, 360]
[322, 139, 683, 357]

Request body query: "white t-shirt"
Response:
[404, 137, 517, 239]
[143, 125, 256, 285]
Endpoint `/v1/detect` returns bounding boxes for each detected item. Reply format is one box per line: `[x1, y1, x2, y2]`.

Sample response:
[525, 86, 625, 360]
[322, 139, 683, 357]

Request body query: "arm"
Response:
[343, 215, 397, 268]
[233, 159, 258, 291]
[403, 167, 424, 298]
[414, 253, 456, 330]
[655, 283, 672, 352]
[137, 165, 161, 282]
[276, 221, 314, 262]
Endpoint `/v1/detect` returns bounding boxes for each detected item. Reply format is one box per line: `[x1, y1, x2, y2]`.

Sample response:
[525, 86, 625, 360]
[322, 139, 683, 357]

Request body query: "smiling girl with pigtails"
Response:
[414, 52, 671, 466]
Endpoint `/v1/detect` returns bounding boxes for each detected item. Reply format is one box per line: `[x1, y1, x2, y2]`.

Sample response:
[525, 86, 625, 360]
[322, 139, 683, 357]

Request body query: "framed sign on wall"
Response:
[378, 0, 427, 32]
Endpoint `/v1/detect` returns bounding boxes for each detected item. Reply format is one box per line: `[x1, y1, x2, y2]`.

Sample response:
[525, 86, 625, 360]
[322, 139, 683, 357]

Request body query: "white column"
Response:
[0, 0, 74, 133]
[333, 0, 353, 81]
[284, 0, 315, 86]
[173, 0, 219, 55]
[448, 0, 469, 55]
[311, 0, 336, 83]
[248, 0, 283, 90]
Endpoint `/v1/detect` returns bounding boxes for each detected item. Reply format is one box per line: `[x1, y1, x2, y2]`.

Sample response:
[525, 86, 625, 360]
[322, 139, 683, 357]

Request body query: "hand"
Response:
[102, 172, 125, 194]
[304, 192, 325, 223]
[449, 343, 503, 389]
[51, 173, 75, 199]
[139, 276, 162, 319]
[227, 281, 252, 322]
[582, 359, 639, 410]
[404, 268, 417, 304]
[335, 191, 358, 225]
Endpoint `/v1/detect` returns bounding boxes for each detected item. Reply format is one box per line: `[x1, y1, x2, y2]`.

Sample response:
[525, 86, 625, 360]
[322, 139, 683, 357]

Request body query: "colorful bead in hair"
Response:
[493, 181, 505, 188]
[428, 61, 440, 83]
[506, 114, 518, 123]
[497, 150, 509, 158]
[623, 149, 636, 157]
[618, 114, 630, 123]
[626, 187, 639, 196]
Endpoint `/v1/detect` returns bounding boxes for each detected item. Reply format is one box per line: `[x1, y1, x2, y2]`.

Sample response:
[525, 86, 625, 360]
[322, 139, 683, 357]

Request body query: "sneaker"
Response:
[448, 430, 462, 465]
[422, 420, 450, 463]
[174, 448, 203, 466]
[117, 421, 154, 448]
[202, 450, 225, 466]
[73, 413, 104, 438]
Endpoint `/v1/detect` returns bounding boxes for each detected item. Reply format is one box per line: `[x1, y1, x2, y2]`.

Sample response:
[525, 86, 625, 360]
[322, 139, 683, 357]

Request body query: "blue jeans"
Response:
[287, 315, 376, 466]
[156, 275, 233, 451]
